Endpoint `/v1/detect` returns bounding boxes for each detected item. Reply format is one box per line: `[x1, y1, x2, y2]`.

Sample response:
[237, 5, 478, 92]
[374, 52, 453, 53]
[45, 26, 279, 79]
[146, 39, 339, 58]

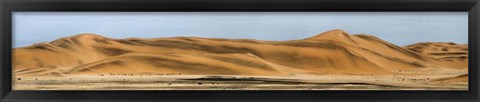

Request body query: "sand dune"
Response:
[64, 53, 297, 76]
[404, 42, 468, 69]
[13, 29, 467, 76]
[12, 29, 469, 90]
[433, 74, 468, 84]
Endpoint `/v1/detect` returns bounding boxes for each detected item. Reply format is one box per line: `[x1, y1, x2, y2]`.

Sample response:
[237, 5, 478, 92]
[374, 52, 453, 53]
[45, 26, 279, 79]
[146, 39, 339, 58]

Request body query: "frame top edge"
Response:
[1, 0, 478, 3]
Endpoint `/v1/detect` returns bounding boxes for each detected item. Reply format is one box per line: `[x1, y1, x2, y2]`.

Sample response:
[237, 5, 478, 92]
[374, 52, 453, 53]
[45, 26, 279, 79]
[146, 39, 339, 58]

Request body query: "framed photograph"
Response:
[1, 0, 479, 101]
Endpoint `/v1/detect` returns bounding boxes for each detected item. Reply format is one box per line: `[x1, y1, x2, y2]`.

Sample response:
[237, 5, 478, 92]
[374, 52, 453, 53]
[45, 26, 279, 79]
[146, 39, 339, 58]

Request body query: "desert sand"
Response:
[12, 29, 468, 90]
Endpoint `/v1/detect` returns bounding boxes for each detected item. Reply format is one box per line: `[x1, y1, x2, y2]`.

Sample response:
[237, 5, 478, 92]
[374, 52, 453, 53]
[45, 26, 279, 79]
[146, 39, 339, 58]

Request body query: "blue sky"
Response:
[13, 12, 468, 47]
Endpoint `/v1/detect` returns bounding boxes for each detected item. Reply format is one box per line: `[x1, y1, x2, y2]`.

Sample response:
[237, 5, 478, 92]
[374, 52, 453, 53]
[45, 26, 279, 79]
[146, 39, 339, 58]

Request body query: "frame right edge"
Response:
[469, 0, 480, 101]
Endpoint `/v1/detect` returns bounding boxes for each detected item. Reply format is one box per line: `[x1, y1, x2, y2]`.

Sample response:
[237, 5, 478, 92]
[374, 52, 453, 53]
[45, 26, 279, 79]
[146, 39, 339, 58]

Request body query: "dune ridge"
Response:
[13, 29, 467, 77]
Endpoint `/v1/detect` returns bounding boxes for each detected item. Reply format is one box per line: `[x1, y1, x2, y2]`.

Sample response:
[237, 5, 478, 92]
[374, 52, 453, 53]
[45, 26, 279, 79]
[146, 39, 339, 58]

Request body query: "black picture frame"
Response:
[0, 0, 479, 102]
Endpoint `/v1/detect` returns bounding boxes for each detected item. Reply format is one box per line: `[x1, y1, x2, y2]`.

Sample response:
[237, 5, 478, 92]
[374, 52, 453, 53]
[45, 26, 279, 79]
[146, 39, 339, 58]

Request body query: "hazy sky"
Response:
[13, 12, 468, 47]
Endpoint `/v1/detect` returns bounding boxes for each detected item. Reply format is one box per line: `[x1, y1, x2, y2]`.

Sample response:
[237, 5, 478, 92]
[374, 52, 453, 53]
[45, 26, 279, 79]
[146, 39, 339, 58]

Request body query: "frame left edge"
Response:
[1, 0, 13, 101]
[1, 0, 4, 100]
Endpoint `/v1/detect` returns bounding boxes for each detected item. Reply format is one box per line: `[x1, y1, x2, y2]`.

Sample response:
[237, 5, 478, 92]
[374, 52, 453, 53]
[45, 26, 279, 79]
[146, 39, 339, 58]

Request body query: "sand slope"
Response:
[404, 42, 468, 69]
[13, 29, 467, 77]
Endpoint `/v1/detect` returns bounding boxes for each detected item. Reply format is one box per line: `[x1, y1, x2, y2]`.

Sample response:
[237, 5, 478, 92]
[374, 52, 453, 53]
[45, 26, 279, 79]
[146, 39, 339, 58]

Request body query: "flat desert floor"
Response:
[13, 73, 467, 90]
